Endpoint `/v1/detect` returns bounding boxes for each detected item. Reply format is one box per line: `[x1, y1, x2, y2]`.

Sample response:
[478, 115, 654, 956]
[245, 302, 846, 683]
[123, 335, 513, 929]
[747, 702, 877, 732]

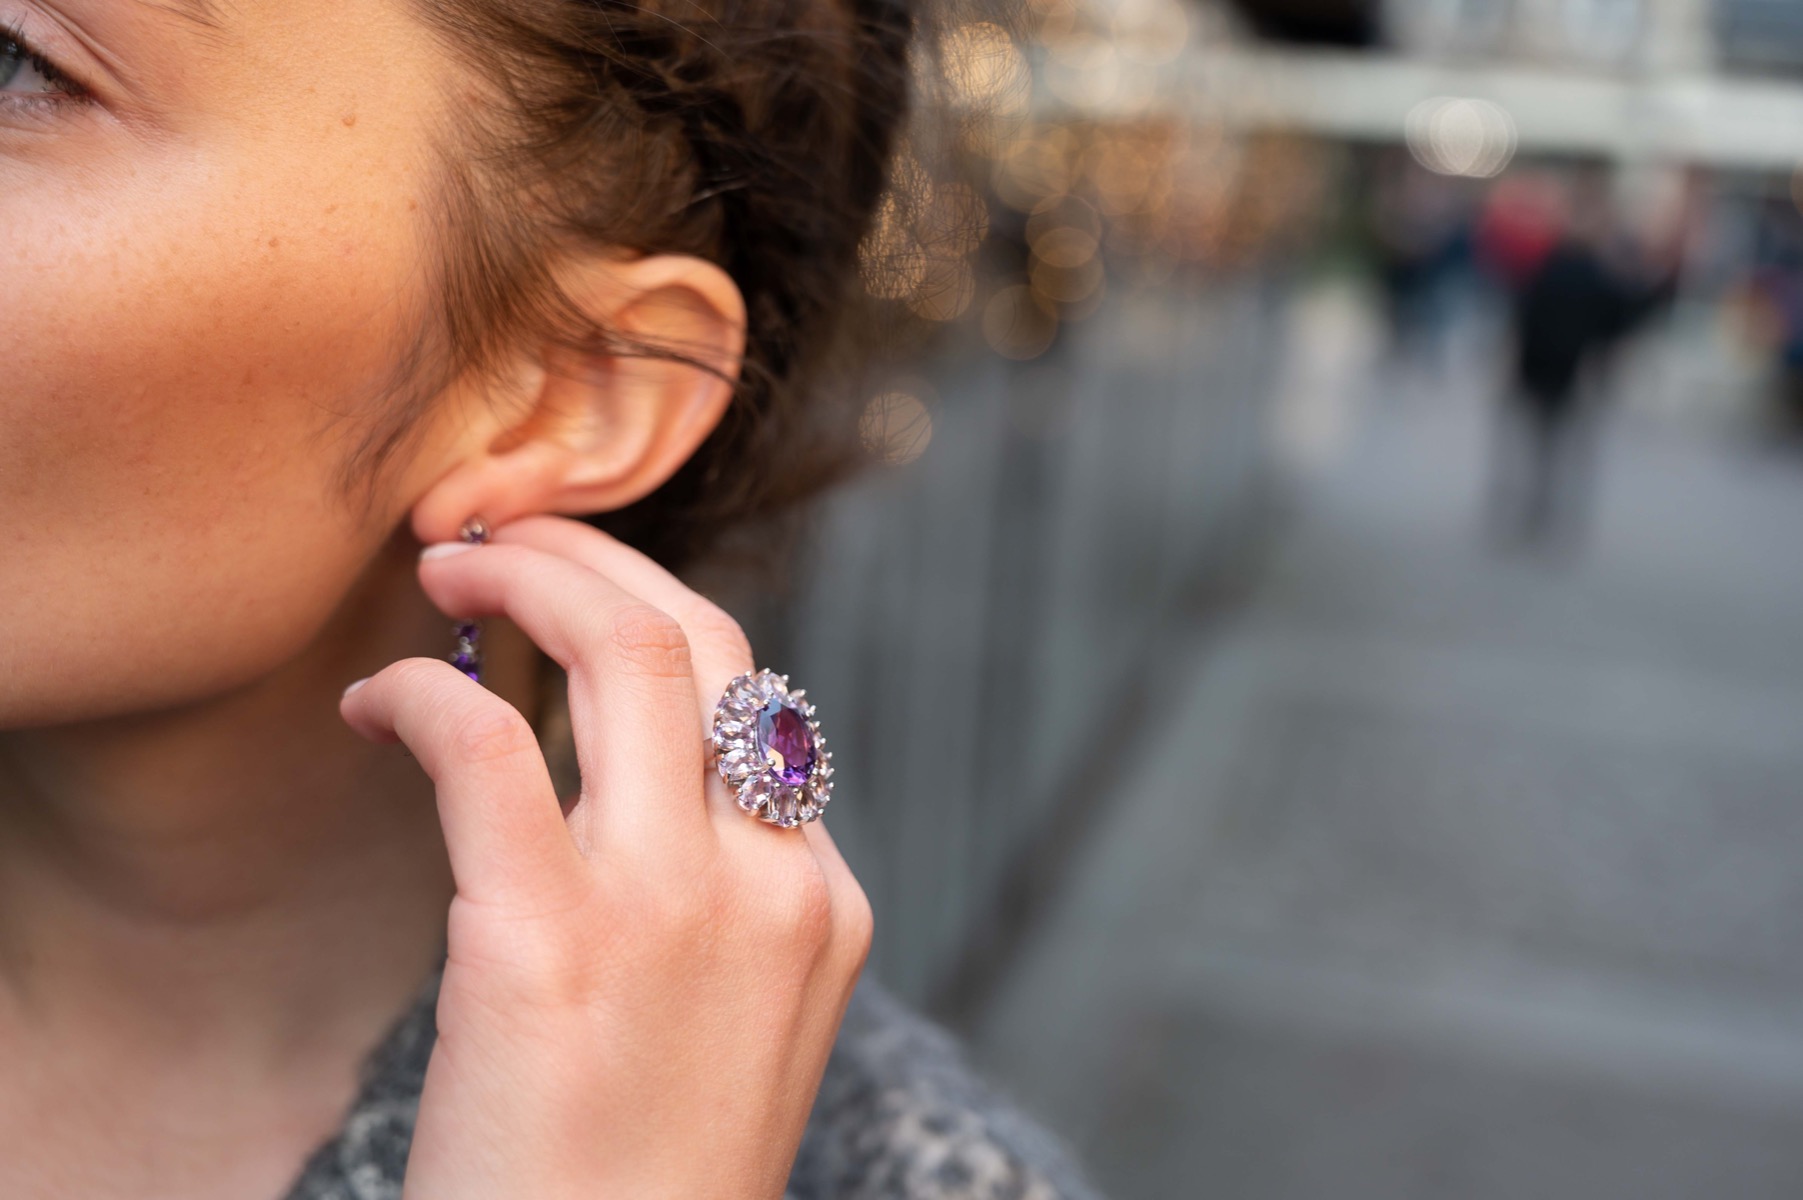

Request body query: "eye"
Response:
[1, 26, 80, 102]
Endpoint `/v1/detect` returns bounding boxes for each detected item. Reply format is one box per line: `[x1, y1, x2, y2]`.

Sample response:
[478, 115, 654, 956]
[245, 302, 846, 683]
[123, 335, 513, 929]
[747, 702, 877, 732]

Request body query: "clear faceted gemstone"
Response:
[720, 748, 759, 780]
[731, 674, 771, 707]
[769, 786, 801, 825]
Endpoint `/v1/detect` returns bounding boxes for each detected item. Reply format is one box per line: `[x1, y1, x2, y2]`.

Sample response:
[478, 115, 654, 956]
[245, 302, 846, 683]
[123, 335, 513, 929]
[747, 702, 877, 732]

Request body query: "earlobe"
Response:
[409, 254, 746, 547]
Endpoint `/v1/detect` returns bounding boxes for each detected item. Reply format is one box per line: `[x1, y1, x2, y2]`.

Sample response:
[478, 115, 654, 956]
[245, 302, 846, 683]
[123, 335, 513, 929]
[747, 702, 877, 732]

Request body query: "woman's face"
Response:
[2, 0, 473, 726]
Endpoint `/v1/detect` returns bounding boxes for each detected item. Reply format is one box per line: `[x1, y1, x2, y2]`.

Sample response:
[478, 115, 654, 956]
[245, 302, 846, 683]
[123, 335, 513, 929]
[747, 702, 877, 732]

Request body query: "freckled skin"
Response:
[0, 8, 875, 1200]
[0, 0, 461, 726]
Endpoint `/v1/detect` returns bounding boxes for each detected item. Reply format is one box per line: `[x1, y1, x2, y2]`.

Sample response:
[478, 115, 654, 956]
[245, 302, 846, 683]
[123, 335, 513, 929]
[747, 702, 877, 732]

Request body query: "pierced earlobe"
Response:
[447, 517, 490, 683]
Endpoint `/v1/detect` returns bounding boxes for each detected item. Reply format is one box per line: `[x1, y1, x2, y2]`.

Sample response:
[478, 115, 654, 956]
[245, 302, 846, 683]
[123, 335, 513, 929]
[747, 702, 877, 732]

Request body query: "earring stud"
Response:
[447, 517, 490, 683]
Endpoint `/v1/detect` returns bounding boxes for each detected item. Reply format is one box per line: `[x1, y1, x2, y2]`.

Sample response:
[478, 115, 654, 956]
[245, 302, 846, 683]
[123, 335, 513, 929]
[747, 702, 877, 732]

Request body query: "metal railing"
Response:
[733, 276, 1282, 1011]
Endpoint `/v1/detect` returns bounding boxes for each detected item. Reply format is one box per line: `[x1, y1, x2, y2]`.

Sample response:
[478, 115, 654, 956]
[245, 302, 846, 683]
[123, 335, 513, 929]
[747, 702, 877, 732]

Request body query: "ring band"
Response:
[709, 670, 833, 827]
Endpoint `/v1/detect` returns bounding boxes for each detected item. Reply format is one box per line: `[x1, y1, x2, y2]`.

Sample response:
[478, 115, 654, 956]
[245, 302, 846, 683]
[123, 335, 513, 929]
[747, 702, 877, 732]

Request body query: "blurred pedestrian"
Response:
[1490, 182, 1648, 550]
[1370, 155, 1468, 369]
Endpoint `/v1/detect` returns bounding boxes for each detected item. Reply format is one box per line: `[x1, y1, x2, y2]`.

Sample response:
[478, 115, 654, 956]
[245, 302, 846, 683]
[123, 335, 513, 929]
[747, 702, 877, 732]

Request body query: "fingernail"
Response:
[420, 541, 481, 562]
[342, 677, 370, 698]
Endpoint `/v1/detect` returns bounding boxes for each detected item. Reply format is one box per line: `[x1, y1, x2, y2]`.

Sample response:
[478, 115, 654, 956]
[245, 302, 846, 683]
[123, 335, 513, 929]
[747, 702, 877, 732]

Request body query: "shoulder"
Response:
[787, 979, 1104, 1200]
[286, 966, 1104, 1200]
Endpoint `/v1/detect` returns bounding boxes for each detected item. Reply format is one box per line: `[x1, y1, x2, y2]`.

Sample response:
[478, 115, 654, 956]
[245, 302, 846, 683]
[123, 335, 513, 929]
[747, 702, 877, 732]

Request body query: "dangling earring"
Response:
[448, 517, 490, 683]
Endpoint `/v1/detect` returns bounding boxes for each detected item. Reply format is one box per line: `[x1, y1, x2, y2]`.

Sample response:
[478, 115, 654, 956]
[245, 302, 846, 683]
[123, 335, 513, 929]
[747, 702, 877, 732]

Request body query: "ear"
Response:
[409, 254, 746, 546]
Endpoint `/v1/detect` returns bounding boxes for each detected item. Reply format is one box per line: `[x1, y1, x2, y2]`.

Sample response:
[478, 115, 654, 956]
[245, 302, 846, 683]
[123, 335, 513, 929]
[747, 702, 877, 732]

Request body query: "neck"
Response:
[0, 529, 538, 1074]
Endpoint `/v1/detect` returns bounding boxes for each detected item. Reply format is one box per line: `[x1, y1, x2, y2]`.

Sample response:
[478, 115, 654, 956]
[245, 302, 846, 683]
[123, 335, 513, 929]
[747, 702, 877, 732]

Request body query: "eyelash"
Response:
[2, 21, 89, 113]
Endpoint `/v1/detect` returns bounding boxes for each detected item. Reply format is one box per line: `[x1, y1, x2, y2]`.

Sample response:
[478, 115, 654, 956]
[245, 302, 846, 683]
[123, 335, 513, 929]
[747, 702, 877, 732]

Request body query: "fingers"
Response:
[800, 819, 871, 966]
[488, 515, 755, 727]
[482, 518, 806, 837]
[413, 540, 712, 846]
[340, 657, 582, 906]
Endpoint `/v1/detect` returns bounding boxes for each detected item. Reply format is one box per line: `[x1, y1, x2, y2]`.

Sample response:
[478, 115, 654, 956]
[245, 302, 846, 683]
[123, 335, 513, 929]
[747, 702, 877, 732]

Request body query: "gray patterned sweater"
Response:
[284, 964, 1103, 1199]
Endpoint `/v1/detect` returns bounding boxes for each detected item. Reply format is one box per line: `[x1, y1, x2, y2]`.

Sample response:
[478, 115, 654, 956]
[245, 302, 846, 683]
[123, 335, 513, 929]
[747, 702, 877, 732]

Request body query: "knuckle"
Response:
[836, 879, 876, 965]
[665, 884, 719, 937]
[689, 603, 754, 668]
[770, 861, 836, 948]
[447, 706, 541, 766]
[444, 895, 598, 1009]
[606, 602, 693, 680]
[625, 871, 717, 940]
[530, 922, 602, 999]
[389, 655, 460, 690]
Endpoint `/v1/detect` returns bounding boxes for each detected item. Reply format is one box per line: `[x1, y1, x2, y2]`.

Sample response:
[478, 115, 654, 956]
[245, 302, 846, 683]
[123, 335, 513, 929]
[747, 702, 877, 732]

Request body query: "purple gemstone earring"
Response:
[447, 517, 490, 683]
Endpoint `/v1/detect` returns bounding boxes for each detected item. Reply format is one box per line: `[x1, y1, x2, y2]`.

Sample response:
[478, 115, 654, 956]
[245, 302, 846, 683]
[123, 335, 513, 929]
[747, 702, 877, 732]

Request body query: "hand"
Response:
[339, 514, 873, 1199]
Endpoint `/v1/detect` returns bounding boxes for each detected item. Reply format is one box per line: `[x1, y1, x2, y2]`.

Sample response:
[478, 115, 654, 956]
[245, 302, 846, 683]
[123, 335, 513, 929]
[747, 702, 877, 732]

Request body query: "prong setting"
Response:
[710, 669, 833, 826]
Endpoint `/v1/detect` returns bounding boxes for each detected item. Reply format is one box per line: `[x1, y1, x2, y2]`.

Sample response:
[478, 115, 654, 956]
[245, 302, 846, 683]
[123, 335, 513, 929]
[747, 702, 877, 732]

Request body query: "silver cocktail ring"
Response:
[709, 670, 833, 827]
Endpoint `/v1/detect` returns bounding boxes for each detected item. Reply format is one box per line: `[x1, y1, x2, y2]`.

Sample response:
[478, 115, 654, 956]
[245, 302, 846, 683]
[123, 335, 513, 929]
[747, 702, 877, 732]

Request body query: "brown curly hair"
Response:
[338, 0, 920, 570]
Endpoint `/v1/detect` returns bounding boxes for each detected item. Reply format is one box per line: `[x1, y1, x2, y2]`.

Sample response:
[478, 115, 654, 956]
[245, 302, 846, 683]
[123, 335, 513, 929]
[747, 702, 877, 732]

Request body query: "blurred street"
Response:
[762, 2, 1803, 1190]
[966, 284, 1803, 1198]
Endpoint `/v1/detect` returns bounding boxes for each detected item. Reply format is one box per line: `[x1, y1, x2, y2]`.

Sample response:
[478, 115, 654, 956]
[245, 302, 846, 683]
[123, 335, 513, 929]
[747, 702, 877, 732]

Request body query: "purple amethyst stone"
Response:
[756, 699, 816, 786]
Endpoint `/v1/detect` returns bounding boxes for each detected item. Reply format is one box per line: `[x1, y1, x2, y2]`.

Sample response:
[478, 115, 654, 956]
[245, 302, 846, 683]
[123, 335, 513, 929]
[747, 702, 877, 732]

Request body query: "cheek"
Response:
[0, 147, 432, 723]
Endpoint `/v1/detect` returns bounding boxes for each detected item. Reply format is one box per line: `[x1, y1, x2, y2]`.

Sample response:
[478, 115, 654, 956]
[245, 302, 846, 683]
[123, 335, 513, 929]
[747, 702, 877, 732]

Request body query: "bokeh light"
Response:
[943, 22, 1030, 115]
[1043, 33, 1122, 109]
[1404, 96, 1518, 179]
[982, 285, 1061, 359]
[909, 258, 978, 321]
[859, 389, 935, 465]
[1111, 0, 1189, 65]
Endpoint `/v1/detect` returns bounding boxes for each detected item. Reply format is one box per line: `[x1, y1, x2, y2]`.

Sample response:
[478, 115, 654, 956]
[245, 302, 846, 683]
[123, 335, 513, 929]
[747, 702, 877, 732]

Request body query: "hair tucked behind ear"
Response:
[341, 0, 922, 571]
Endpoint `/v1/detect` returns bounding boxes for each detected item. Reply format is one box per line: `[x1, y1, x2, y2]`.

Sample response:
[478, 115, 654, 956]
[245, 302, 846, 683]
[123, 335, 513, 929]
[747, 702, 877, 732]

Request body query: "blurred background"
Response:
[732, 2, 1803, 1195]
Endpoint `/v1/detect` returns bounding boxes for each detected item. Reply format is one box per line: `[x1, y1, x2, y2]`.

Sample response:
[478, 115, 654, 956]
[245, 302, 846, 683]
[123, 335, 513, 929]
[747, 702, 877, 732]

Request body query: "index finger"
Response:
[489, 517, 840, 846]
[340, 657, 582, 907]
[491, 516, 755, 725]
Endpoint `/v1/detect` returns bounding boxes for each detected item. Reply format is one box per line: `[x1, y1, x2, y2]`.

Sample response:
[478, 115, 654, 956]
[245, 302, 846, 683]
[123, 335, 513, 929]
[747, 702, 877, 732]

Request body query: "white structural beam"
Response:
[1079, 46, 1803, 170]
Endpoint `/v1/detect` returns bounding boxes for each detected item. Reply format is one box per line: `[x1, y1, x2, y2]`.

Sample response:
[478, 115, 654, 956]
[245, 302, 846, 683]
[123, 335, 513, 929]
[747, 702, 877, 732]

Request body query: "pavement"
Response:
[966, 285, 1803, 1199]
